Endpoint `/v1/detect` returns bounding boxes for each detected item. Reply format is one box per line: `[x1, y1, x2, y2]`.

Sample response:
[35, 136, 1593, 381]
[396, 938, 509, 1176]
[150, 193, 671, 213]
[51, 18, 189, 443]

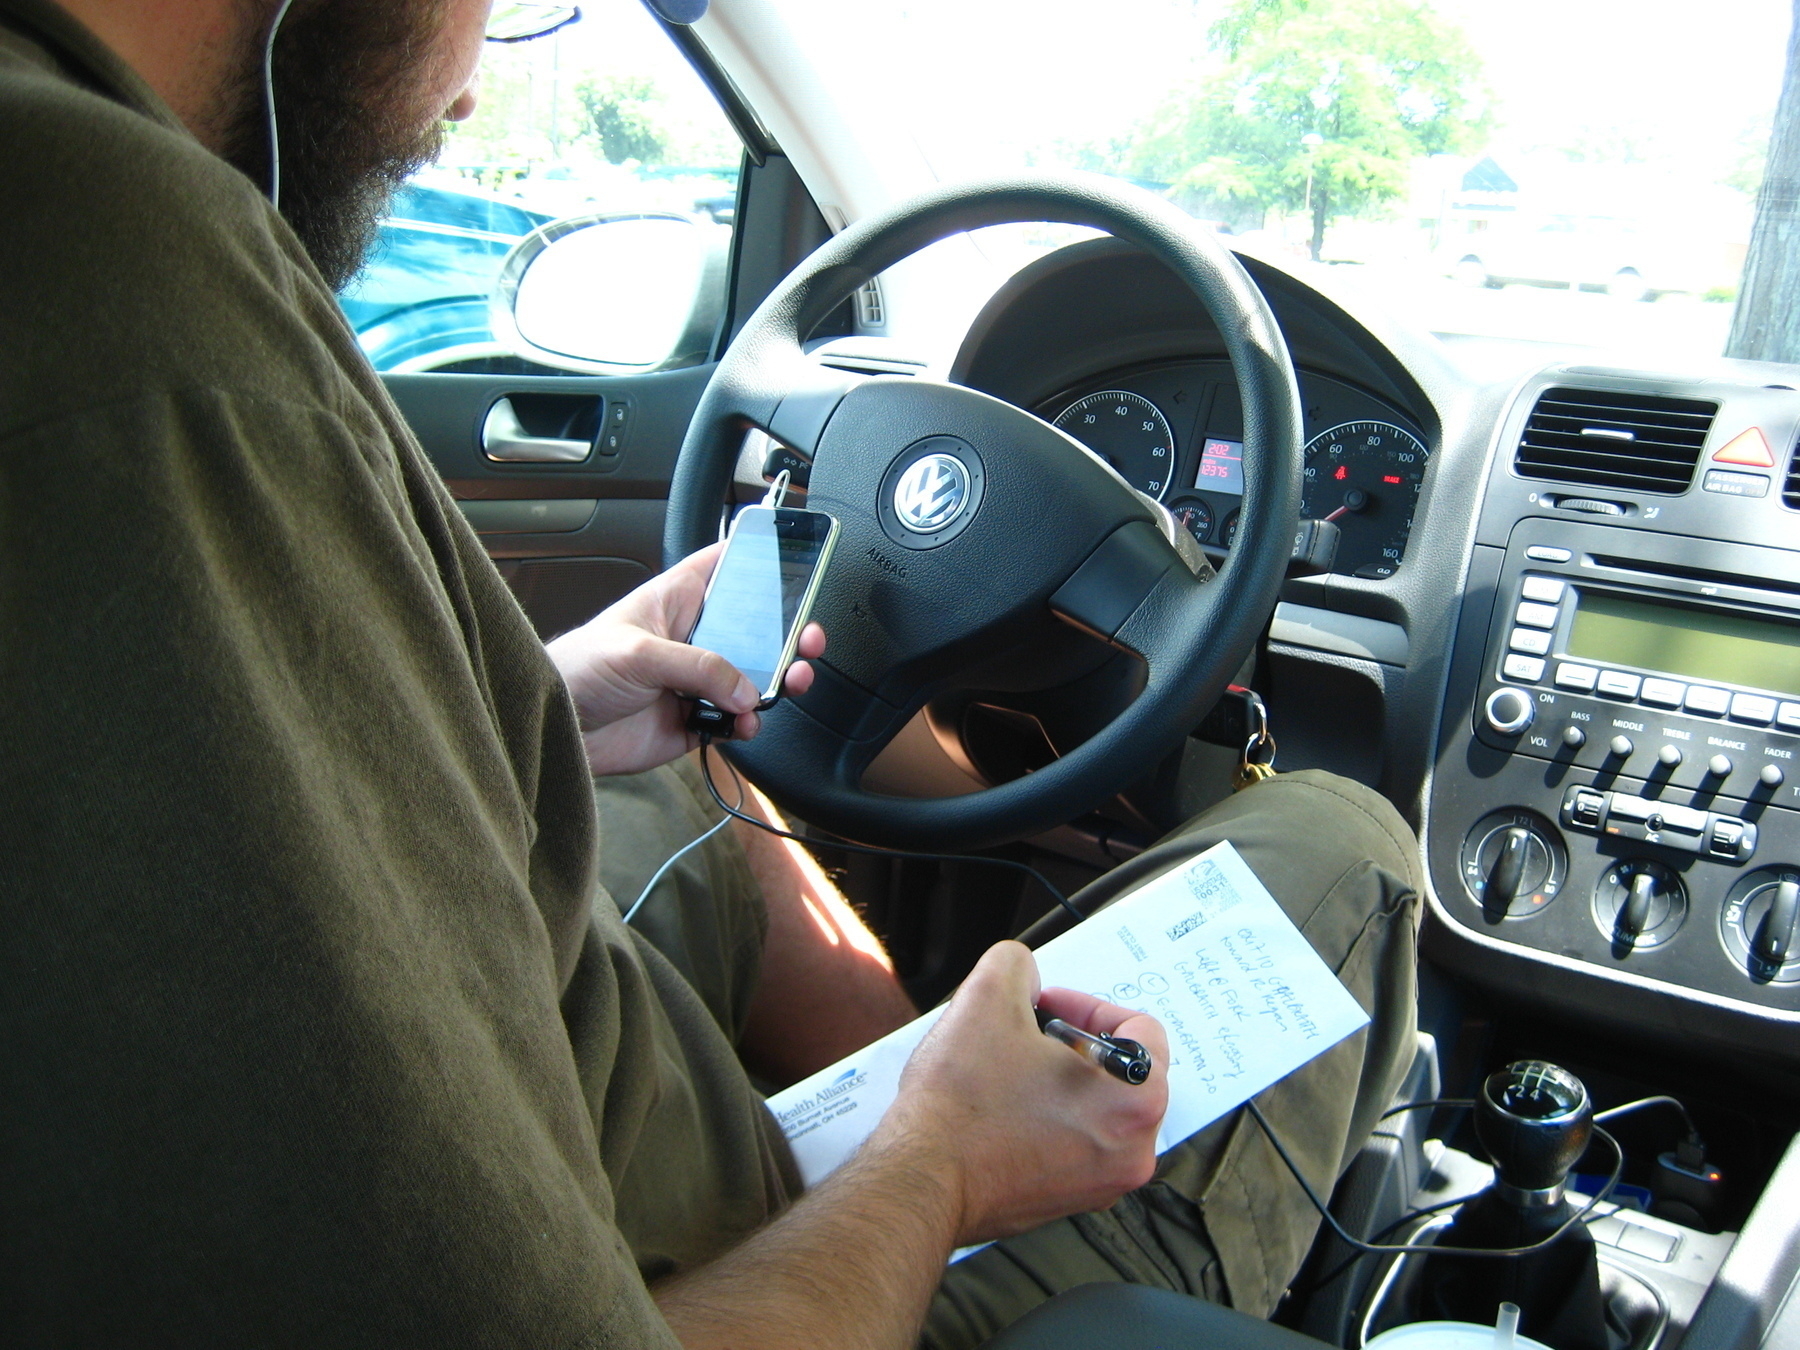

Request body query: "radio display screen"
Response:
[1567, 591, 1800, 696]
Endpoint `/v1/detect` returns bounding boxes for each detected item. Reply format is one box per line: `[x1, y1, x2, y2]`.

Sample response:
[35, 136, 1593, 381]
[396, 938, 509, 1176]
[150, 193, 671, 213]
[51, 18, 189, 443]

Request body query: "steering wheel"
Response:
[665, 174, 1301, 853]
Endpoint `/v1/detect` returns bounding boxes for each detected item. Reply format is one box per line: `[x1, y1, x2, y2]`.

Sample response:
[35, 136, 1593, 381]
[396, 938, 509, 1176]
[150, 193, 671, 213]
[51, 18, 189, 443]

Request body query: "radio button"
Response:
[1731, 694, 1778, 725]
[1640, 678, 1686, 709]
[1710, 818, 1746, 855]
[1526, 546, 1573, 563]
[1685, 685, 1731, 717]
[1597, 670, 1643, 700]
[1555, 663, 1599, 692]
[1776, 702, 1800, 732]
[1613, 797, 1705, 833]
[1509, 627, 1552, 655]
[1485, 687, 1536, 735]
[1521, 576, 1567, 603]
[1502, 653, 1547, 683]
[1516, 601, 1560, 629]
[1666, 804, 1710, 833]
[1568, 788, 1606, 828]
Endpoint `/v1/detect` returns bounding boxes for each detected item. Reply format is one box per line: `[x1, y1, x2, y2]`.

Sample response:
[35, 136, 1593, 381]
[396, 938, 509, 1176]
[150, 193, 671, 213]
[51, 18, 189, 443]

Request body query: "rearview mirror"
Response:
[490, 212, 729, 374]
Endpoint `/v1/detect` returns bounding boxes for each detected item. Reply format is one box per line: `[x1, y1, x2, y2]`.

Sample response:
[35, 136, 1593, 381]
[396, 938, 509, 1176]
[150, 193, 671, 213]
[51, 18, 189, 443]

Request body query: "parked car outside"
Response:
[1436, 212, 1739, 301]
[337, 179, 554, 372]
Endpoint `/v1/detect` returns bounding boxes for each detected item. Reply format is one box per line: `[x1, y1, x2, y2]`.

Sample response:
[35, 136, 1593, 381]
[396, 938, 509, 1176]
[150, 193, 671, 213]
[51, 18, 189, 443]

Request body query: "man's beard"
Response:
[226, 0, 452, 291]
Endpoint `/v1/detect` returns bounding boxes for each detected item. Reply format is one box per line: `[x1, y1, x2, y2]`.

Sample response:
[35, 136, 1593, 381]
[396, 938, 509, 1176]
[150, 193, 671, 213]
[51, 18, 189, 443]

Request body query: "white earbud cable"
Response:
[262, 0, 297, 206]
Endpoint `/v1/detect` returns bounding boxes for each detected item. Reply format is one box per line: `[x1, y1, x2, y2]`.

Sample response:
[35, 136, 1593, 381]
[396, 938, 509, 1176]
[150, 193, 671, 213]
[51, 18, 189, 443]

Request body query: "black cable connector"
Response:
[686, 701, 736, 740]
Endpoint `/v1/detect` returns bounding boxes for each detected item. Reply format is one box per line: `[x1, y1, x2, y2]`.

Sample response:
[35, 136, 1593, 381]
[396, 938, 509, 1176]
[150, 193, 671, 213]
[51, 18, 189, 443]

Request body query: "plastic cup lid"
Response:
[1365, 1321, 1555, 1350]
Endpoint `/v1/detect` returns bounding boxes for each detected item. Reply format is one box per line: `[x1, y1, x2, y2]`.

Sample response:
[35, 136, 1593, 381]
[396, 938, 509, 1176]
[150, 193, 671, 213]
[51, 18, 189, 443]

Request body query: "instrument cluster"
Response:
[1041, 361, 1432, 579]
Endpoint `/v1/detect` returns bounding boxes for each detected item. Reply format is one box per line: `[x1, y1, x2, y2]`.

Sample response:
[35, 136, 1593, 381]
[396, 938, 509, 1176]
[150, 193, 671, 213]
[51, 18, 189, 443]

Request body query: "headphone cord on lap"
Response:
[620, 757, 746, 926]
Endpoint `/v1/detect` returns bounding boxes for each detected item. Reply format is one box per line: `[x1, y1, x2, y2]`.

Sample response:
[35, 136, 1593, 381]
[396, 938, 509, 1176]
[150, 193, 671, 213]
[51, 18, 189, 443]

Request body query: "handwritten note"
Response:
[767, 841, 1369, 1188]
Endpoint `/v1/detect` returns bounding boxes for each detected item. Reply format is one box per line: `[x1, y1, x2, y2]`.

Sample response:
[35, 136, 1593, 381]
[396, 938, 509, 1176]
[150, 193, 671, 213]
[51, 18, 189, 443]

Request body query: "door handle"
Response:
[482, 397, 593, 463]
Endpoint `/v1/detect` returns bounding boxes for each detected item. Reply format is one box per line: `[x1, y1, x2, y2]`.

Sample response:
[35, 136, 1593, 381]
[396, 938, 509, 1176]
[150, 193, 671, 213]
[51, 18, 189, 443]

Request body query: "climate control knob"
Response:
[1591, 859, 1686, 949]
[1720, 868, 1800, 983]
[1461, 809, 1568, 919]
[1485, 687, 1536, 737]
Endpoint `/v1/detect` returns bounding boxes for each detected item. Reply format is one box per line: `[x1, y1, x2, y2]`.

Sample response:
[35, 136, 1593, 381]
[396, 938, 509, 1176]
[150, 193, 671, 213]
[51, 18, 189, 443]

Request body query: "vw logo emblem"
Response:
[892, 453, 970, 533]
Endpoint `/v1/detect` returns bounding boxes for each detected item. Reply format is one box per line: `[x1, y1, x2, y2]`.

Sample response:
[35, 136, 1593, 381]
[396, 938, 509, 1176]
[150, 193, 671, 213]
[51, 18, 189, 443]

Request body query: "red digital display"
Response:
[1194, 438, 1245, 495]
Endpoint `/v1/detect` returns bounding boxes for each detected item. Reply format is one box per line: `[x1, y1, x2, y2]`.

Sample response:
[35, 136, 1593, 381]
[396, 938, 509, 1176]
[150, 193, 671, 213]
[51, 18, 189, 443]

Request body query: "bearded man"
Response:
[0, 1, 1423, 1345]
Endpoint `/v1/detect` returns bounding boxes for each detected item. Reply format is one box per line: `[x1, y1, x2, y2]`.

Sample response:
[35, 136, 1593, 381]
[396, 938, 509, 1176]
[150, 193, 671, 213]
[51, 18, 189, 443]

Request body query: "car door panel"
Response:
[378, 153, 852, 640]
[384, 364, 715, 637]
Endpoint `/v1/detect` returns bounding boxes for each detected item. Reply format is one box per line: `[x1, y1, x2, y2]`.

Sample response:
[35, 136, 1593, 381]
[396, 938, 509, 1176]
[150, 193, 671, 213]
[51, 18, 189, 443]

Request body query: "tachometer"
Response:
[1300, 421, 1429, 578]
[1053, 391, 1177, 501]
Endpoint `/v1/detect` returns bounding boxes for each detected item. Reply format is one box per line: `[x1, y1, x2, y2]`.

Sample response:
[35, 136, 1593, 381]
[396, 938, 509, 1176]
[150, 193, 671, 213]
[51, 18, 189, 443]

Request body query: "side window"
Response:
[338, 0, 742, 374]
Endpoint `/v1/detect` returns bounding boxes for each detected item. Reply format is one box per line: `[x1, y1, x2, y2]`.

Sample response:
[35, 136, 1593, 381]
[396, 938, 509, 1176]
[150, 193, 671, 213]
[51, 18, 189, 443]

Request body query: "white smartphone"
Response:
[687, 504, 840, 709]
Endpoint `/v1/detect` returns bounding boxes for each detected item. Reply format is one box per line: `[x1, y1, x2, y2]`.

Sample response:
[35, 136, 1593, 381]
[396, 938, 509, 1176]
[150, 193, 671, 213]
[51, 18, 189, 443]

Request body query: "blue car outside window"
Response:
[338, 182, 554, 373]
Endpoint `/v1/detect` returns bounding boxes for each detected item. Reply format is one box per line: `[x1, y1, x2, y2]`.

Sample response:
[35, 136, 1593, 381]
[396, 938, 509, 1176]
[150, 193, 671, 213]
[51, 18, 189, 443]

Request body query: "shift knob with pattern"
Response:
[1475, 1060, 1593, 1202]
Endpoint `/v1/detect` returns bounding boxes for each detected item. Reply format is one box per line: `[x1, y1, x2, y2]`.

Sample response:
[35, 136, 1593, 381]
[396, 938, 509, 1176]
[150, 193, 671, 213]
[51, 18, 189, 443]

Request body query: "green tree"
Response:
[576, 74, 668, 167]
[1130, 0, 1484, 260]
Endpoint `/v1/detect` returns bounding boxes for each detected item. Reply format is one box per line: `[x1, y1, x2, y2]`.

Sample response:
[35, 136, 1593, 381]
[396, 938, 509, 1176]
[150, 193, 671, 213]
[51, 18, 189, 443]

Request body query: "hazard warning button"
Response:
[1712, 427, 1777, 468]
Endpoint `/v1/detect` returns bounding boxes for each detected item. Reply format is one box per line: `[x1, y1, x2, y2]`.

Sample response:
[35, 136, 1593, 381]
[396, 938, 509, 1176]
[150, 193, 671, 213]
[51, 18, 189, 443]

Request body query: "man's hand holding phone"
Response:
[546, 542, 826, 777]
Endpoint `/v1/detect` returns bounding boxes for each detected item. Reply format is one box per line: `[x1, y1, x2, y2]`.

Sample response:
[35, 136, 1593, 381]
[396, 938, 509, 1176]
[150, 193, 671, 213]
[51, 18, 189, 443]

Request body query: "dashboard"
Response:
[1037, 363, 1429, 577]
[949, 234, 1800, 1063]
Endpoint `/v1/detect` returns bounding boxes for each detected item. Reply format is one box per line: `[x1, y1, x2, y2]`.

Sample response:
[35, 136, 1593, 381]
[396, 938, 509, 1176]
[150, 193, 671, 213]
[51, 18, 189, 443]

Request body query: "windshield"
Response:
[776, 0, 1789, 371]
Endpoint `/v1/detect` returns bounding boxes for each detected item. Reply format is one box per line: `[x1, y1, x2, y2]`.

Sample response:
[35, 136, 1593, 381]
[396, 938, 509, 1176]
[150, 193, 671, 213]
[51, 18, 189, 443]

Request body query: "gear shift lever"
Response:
[1477, 1060, 1594, 1205]
[1419, 1062, 1611, 1350]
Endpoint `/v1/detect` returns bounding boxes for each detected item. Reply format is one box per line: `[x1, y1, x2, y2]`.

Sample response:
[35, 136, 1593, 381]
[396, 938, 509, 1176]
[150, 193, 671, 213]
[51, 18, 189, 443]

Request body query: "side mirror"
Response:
[490, 212, 729, 374]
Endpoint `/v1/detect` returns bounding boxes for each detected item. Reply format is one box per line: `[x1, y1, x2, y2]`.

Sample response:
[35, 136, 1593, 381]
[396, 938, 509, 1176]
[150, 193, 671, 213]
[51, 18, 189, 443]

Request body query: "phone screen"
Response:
[688, 507, 836, 697]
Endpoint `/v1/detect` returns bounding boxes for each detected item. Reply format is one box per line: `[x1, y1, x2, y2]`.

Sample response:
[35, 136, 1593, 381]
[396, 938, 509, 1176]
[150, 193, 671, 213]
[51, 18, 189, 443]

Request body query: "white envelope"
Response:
[767, 840, 1370, 1190]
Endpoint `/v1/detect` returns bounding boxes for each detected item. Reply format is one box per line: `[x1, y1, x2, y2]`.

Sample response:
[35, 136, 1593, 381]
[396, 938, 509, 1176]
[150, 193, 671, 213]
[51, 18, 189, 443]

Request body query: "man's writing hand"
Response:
[652, 942, 1163, 1350]
[545, 544, 826, 776]
[875, 941, 1169, 1246]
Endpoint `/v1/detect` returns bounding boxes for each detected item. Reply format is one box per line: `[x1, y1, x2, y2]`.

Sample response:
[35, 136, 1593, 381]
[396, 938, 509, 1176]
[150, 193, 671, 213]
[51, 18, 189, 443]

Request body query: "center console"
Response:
[1428, 370, 1800, 1043]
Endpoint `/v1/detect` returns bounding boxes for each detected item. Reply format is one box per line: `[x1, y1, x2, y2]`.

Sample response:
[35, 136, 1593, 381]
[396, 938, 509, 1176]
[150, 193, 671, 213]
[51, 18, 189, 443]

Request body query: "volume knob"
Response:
[1485, 687, 1536, 737]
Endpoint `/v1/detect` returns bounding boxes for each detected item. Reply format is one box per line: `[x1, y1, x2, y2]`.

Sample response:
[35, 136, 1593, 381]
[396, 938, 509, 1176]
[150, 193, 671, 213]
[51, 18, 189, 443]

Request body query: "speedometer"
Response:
[1300, 421, 1430, 578]
[1053, 391, 1176, 501]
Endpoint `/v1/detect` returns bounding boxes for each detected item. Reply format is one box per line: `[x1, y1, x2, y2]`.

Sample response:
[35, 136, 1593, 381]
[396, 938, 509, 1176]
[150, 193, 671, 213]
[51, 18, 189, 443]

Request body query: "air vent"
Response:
[857, 277, 886, 328]
[1786, 437, 1800, 509]
[1514, 387, 1716, 494]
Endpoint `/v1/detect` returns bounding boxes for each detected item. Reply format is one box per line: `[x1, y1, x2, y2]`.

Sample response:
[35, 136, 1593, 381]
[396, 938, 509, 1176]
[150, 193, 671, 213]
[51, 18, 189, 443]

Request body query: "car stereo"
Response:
[1475, 569, 1800, 803]
[1431, 515, 1800, 1014]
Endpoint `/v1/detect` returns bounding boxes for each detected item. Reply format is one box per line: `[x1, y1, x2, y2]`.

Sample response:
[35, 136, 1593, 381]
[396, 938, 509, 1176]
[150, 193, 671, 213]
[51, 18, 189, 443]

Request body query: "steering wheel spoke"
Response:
[763, 364, 868, 462]
[1049, 520, 1188, 648]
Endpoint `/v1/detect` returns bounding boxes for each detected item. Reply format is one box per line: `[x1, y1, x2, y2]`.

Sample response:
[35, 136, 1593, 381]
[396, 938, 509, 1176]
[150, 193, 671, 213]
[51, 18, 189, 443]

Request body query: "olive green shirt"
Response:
[0, 2, 791, 1342]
